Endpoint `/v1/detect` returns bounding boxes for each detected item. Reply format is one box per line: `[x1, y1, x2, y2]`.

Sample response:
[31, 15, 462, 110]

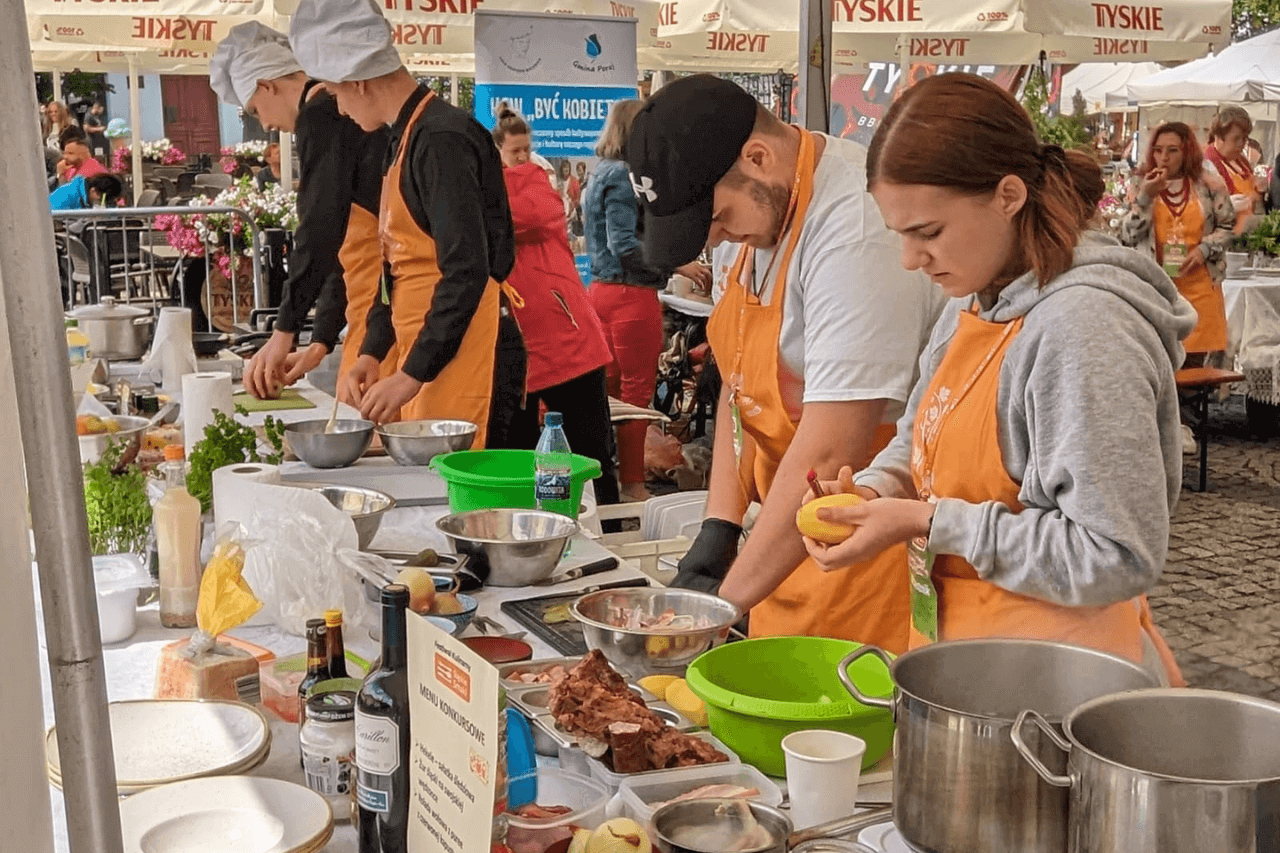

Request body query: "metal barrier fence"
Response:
[51, 205, 268, 332]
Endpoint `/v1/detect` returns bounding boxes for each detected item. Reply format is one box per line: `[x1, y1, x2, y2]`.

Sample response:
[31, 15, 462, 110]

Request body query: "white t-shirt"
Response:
[711, 134, 946, 423]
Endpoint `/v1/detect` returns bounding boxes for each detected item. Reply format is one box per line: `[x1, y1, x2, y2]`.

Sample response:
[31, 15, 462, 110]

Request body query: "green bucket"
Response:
[684, 636, 895, 777]
[429, 449, 602, 518]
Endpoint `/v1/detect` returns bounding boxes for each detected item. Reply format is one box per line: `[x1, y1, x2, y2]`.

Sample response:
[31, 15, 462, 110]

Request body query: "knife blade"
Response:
[533, 557, 620, 586]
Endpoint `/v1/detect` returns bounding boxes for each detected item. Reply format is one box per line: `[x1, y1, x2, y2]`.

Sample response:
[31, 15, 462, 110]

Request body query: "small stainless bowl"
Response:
[377, 419, 477, 466]
[285, 419, 374, 469]
[654, 798, 792, 853]
[308, 484, 395, 550]
[435, 509, 578, 587]
[77, 415, 152, 466]
[571, 587, 741, 679]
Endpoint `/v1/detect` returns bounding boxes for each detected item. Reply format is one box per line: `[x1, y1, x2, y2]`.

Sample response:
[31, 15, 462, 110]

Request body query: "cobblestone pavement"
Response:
[1150, 396, 1280, 697]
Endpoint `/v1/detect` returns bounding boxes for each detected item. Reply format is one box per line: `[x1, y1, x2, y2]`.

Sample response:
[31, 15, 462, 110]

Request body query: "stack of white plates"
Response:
[46, 699, 271, 794]
[119, 776, 333, 853]
[858, 822, 913, 853]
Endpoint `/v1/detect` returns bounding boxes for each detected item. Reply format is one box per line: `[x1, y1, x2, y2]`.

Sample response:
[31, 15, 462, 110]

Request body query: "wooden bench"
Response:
[1176, 367, 1245, 492]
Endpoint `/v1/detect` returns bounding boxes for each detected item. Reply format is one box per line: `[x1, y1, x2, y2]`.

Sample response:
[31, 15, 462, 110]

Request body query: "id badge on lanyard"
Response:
[907, 497, 939, 642]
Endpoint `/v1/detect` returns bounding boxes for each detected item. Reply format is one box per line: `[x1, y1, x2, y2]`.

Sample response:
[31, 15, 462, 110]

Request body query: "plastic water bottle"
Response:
[66, 319, 88, 367]
[534, 412, 575, 518]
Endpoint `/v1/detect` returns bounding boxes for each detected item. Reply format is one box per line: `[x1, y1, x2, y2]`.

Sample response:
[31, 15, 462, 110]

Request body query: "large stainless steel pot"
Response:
[840, 639, 1157, 853]
[68, 297, 153, 360]
[1013, 688, 1280, 852]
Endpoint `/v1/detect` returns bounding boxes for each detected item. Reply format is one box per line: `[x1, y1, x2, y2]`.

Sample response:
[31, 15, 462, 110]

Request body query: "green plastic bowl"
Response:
[685, 636, 895, 777]
[429, 449, 602, 519]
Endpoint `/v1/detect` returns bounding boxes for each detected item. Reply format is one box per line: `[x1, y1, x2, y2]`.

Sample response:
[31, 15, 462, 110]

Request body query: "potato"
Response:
[796, 493, 864, 545]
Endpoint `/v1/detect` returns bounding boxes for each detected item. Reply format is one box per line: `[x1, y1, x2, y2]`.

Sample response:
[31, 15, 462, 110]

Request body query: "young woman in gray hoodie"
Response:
[802, 73, 1196, 686]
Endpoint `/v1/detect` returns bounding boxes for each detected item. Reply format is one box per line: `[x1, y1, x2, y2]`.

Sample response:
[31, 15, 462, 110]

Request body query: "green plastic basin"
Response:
[429, 449, 602, 519]
[685, 636, 895, 777]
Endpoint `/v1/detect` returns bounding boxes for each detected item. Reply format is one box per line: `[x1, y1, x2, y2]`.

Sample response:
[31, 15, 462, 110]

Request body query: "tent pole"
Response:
[52, 69, 62, 105]
[450, 73, 459, 105]
[797, 0, 831, 131]
[128, 56, 143, 204]
[281, 131, 294, 191]
[0, 9, 124, 853]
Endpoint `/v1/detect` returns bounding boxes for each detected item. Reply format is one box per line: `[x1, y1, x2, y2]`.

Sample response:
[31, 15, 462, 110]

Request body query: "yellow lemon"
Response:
[667, 678, 709, 727]
[796, 493, 864, 545]
[638, 675, 680, 701]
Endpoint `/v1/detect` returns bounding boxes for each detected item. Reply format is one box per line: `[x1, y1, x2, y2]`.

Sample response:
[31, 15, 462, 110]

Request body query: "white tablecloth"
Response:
[1223, 276, 1280, 403]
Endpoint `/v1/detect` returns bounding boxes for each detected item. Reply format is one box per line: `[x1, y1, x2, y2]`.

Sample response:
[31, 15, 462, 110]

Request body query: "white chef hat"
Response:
[290, 0, 402, 84]
[209, 22, 303, 109]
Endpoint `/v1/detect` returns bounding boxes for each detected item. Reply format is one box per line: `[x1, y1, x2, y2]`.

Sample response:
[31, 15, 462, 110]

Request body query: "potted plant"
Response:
[83, 441, 155, 643]
[111, 137, 187, 175]
[1244, 211, 1280, 270]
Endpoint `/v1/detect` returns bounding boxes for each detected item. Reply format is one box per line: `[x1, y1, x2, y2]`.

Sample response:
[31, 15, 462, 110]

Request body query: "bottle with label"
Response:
[301, 690, 357, 822]
[356, 584, 410, 853]
[298, 618, 330, 730]
[534, 412, 575, 518]
[1163, 218, 1188, 279]
[325, 609, 350, 679]
[66, 319, 89, 367]
[155, 445, 201, 628]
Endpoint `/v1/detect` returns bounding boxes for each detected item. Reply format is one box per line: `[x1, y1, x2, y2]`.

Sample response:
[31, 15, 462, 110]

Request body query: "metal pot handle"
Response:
[838, 645, 894, 711]
[132, 316, 154, 326]
[788, 805, 893, 848]
[1010, 709, 1074, 788]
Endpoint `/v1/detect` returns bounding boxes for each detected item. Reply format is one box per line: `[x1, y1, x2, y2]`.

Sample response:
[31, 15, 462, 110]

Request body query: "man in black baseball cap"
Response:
[629, 75, 945, 654]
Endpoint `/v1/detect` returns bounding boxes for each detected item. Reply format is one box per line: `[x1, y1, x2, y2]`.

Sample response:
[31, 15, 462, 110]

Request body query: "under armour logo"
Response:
[630, 173, 657, 203]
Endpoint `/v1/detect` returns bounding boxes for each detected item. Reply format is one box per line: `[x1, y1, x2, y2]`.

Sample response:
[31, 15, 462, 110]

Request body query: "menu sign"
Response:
[407, 613, 501, 853]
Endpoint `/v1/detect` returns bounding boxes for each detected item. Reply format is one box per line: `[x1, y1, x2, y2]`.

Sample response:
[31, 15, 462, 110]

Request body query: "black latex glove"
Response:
[671, 518, 743, 595]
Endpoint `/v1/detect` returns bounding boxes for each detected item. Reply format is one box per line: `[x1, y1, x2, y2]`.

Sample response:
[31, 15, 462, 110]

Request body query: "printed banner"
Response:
[475, 9, 639, 281]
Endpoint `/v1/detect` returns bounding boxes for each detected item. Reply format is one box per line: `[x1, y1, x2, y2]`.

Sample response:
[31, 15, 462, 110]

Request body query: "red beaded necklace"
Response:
[1160, 177, 1191, 219]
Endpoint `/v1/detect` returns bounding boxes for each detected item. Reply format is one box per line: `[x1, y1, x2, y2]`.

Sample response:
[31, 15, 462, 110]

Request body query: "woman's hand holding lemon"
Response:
[797, 465, 933, 571]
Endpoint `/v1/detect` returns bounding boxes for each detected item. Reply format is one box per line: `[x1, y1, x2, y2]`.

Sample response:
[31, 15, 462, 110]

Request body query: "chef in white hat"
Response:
[210, 22, 392, 402]
[290, 0, 526, 447]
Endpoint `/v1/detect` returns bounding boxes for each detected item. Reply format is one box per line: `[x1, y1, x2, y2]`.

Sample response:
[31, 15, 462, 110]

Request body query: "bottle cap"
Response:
[162, 445, 185, 461]
[544, 412, 563, 427]
[323, 609, 343, 627]
[382, 583, 410, 607]
[305, 690, 356, 723]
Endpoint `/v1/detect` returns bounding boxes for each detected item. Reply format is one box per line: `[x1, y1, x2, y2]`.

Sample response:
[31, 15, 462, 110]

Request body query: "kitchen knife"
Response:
[532, 557, 620, 586]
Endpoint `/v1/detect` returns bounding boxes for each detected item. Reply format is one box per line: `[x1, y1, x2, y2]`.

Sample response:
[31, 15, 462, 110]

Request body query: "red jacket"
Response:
[503, 161, 612, 393]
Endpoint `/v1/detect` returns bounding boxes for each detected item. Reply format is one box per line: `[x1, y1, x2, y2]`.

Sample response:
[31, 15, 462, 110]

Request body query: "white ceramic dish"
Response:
[119, 775, 333, 853]
[48, 738, 271, 794]
[857, 822, 913, 853]
[46, 700, 270, 786]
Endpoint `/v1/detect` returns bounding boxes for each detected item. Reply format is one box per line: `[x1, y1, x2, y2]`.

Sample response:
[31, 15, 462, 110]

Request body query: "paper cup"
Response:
[782, 729, 867, 830]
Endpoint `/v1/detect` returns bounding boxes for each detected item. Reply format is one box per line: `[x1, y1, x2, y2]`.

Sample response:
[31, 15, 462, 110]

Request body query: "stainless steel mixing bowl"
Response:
[285, 419, 374, 469]
[435, 508, 578, 586]
[308, 484, 395, 550]
[571, 587, 741, 679]
[376, 419, 477, 466]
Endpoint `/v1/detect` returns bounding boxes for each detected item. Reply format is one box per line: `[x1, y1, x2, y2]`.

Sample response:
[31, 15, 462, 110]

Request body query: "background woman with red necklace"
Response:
[1205, 106, 1266, 232]
[1121, 122, 1235, 370]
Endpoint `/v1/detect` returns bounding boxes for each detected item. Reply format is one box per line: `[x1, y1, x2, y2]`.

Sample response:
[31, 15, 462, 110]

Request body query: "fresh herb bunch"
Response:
[83, 442, 152, 556]
[1245, 212, 1280, 258]
[187, 411, 285, 513]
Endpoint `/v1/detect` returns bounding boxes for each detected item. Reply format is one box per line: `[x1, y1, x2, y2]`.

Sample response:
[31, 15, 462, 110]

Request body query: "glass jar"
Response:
[300, 690, 357, 821]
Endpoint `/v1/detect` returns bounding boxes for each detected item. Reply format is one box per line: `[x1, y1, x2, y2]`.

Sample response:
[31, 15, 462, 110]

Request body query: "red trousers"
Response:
[588, 282, 663, 486]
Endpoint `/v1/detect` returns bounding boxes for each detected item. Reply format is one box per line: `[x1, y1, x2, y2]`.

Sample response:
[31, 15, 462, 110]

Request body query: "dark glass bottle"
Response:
[356, 585, 410, 853]
[298, 618, 330, 728]
[324, 609, 350, 679]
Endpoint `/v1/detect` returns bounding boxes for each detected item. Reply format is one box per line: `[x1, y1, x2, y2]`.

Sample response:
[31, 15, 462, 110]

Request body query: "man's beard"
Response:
[748, 178, 792, 248]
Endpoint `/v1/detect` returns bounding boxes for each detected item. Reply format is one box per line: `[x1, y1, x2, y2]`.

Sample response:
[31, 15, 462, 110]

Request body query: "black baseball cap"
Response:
[625, 75, 759, 269]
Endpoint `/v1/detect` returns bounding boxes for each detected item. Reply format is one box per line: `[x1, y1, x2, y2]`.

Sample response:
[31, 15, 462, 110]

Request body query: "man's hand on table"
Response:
[283, 342, 329, 386]
[244, 330, 296, 399]
[359, 370, 423, 424]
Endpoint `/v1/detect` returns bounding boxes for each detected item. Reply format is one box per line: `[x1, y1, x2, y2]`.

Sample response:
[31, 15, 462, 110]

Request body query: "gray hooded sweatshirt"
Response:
[855, 236, 1197, 607]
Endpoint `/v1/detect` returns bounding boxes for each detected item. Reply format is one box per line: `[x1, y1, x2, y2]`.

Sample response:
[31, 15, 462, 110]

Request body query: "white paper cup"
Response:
[782, 729, 867, 830]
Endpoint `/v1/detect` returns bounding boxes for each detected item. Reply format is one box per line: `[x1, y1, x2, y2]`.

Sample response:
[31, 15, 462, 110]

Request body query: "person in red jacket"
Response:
[493, 107, 620, 505]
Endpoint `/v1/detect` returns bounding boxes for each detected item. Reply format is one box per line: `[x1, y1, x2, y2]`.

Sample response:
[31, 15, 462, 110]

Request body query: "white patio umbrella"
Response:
[1062, 61, 1160, 114]
[1127, 26, 1280, 104]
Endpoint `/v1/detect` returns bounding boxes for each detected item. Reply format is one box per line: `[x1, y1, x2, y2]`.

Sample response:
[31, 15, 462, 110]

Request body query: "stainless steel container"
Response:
[1014, 688, 1280, 853]
[69, 297, 153, 360]
[376, 419, 477, 466]
[841, 639, 1157, 853]
[653, 799, 792, 853]
[285, 419, 375, 469]
[307, 484, 395, 550]
[435, 508, 577, 586]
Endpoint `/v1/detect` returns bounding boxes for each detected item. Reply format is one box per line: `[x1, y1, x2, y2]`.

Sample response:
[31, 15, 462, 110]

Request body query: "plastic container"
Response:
[606, 762, 783, 829]
[506, 708, 538, 809]
[505, 767, 609, 853]
[92, 554, 152, 644]
[430, 449, 601, 518]
[586, 732, 740, 795]
[684, 637, 895, 777]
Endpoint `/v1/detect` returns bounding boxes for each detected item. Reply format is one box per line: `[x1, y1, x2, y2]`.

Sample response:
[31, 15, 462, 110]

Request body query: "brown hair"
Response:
[1138, 122, 1204, 181]
[867, 73, 1103, 287]
[595, 99, 643, 160]
[1209, 106, 1252, 143]
[491, 103, 530, 147]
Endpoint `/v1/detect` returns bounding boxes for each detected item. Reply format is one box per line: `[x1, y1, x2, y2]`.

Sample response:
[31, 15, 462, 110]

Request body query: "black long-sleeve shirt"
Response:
[360, 86, 515, 384]
[275, 81, 390, 351]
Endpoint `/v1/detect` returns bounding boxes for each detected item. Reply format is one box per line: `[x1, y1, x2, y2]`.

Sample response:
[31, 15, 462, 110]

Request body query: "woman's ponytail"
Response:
[492, 102, 531, 146]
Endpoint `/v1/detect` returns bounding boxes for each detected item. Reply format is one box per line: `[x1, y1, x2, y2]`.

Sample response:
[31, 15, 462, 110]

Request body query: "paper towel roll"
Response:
[145, 307, 198, 390]
[183, 371, 235, 456]
[211, 463, 282, 536]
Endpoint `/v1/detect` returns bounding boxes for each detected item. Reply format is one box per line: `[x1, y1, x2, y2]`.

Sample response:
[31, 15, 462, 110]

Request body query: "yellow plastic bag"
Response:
[197, 537, 262, 638]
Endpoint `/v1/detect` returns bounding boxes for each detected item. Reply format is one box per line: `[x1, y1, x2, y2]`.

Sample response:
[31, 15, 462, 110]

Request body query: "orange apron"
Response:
[706, 128, 910, 653]
[338, 204, 398, 382]
[1218, 155, 1259, 234]
[1155, 193, 1227, 353]
[379, 90, 500, 445]
[908, 305, 1183, 685]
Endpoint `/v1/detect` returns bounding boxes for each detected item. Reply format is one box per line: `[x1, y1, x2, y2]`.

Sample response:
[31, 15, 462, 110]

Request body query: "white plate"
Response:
[119, 776, 333, 853]
[46, 700, 270, 786]
[857, 822, 914, 853]
[48, 738, 272, 794]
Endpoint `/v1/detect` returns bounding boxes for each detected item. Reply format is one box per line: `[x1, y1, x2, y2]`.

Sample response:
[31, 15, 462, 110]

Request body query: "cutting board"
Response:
[232, 389, 316, 412]
[501, 579, 650, 656]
